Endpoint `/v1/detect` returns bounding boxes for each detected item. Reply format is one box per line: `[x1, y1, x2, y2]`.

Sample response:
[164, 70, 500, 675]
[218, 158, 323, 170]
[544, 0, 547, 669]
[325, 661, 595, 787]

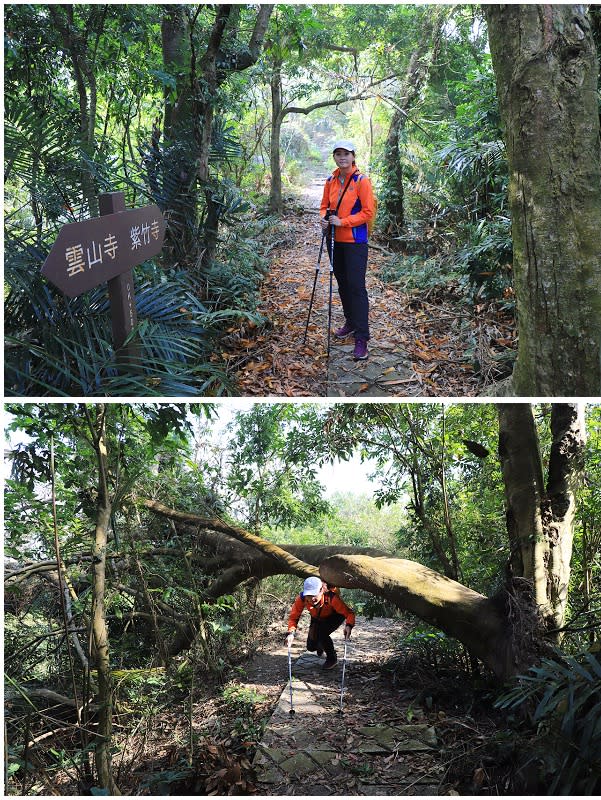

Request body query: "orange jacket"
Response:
[287, 588, 356, 632]
[320, 167, 375, 244]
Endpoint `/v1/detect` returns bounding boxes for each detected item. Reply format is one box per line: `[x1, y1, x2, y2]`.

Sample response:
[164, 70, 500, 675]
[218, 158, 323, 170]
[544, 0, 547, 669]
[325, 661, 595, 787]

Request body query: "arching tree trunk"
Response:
[320, 554, 523, 679]
[143, 499, 532, 678]
[485, 5, 601, 395]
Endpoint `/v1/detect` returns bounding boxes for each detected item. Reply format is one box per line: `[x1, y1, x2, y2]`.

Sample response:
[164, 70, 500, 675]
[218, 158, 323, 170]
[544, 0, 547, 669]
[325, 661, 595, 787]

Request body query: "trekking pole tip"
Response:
[289, 708, 296, 715]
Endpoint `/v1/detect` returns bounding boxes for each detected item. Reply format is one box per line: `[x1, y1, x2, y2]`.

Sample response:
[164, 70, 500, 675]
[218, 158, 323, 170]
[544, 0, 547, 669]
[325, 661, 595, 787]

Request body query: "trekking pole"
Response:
[338, 639, 348, 714]
[326, 220, 335, 369]
[303, 227, 327, 344]
[287, 643, 295, 715]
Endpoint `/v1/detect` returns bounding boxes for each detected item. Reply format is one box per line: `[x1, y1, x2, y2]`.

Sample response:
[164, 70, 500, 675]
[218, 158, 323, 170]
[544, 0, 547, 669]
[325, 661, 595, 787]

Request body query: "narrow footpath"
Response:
[242, 617, 443, 795]
[224, 177, 516, 397]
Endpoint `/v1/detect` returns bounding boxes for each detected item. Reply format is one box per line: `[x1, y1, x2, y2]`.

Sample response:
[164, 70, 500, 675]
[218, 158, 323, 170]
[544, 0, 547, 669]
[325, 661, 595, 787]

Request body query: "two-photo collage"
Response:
[4, 3, 601, 797]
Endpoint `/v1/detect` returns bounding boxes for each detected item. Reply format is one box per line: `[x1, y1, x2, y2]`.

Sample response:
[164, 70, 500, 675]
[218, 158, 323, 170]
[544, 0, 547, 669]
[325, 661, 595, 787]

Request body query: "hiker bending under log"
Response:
[286, 576, 355, 670]
[320, 140, 376, 362]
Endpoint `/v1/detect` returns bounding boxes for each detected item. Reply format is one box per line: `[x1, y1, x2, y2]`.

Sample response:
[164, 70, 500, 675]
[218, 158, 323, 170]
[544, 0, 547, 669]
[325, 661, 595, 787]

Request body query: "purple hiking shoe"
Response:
[334, 322, 355, 339]
[353, 339, 369, 360]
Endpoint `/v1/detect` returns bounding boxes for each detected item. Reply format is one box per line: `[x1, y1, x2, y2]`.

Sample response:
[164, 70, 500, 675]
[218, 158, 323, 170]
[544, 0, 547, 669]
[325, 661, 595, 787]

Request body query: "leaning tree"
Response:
[141, 403, 586, 680]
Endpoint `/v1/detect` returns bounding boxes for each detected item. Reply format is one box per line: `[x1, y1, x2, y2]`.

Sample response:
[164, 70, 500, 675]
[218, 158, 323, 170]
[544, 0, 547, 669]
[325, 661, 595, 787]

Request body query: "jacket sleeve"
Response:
[332, 594, 356, 627]
[288, 595, 305, 631]
[340, 176, 375, 229]
[320, 179, 331, 218]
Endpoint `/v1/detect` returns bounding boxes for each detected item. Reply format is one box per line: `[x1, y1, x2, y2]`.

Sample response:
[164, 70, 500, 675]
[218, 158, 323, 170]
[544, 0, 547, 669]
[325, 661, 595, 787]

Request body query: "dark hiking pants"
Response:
[332, 241, 369, 341]
[307, 612, 346, 659]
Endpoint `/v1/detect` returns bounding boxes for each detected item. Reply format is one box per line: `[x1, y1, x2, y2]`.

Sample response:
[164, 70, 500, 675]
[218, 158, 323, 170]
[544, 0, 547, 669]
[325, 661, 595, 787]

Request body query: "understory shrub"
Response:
[495, 650, 601, 795]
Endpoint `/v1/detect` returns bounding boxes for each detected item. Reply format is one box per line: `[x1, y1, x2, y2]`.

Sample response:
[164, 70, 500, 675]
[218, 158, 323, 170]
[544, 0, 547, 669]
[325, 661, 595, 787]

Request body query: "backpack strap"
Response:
[333, 169, 358, 215]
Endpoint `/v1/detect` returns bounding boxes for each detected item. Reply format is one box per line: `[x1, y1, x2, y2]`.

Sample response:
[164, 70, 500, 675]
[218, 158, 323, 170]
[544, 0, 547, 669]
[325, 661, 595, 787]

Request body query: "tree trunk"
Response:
[144, 499, 548, 677]
[159, 5, 273, 272]
[498, 403, 586, 633]
[485, 5, 601, 395]
[49, 6, 103, 217]
[269, 61, 284, 214]
[160, 5, 199, 268]
[86, 406, 120, 795]
[381, 15, 441, 235]
[382, 108, 406, 233]
[498, 403, 547, 607]
[545, 404, 586, 633]
[320, 554, 522, 679]
[161, 5, 190, 140]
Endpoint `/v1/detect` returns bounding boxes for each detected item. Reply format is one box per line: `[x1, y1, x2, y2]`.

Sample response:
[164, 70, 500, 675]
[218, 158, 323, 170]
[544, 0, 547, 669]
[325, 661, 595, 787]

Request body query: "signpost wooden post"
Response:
[41, 191, 165, 368]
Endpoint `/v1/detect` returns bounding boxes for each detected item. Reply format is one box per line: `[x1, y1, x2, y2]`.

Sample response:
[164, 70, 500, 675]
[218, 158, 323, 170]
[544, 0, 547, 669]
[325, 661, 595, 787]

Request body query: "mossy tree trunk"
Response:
[320, 555, 520, 679]
[485, 5, 601, 395]
[498, 403, 586, 636]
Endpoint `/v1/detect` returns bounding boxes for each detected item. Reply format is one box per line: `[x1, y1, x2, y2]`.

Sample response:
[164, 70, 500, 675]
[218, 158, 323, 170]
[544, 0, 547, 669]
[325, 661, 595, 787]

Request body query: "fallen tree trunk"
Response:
[143, 501, 542, 677]
[143, 497, 388, 655]
[320, 554, 533, 680]
[143, 498, 387, 598]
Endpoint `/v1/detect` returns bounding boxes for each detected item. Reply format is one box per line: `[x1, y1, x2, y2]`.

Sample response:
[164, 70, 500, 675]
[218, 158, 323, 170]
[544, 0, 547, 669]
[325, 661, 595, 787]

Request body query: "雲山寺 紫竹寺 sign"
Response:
[41, 204, 165, 298]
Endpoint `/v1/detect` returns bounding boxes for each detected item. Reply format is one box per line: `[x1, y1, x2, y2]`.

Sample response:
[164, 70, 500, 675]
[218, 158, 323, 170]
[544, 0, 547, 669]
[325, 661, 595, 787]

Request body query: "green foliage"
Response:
[347, 591, 398, 619]
[225, 405, 331, 529]
[221, 684, 267, 742]
[381, 41, 513, 307]
[495, 651, 601, 794]
[452, 215, 512, 304]
[394, 625, 468, 673]
[4, 4, 273, 397]
[4, 251, 240, 396]
[377, 254, 460, 293]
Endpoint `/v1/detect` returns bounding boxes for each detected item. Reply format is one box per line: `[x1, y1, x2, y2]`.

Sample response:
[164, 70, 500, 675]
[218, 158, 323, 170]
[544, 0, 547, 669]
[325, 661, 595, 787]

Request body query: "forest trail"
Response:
[225, 175, 516, 397]
[240, 617, 443, 795]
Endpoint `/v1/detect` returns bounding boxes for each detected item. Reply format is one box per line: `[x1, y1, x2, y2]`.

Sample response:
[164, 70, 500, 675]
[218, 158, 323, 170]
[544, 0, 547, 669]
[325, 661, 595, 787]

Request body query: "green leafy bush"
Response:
[495, 650, 601, 794]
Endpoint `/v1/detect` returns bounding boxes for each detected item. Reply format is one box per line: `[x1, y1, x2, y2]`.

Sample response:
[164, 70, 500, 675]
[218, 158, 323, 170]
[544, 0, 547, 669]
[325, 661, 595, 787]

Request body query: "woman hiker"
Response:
[286, 576, 355, 670]
[320, 140, 376, 361]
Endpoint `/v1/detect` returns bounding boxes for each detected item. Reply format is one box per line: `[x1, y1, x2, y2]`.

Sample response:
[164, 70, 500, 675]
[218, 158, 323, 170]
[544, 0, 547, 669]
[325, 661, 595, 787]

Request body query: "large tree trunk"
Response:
[320, 555, 523, 680]
[545, 404, 587, 632]
[498, 403, 586, 635]
[485, 5, 601, 395]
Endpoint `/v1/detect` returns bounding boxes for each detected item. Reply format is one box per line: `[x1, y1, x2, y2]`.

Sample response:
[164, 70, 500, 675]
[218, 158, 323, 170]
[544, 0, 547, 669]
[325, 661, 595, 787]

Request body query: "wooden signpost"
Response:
[41, 191, 165, 365]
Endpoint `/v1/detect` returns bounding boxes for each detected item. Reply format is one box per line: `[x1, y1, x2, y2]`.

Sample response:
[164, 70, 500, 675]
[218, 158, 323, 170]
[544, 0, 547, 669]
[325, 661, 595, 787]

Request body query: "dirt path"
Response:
[225, 177, 516, 397]
[236, 616, 444, 795]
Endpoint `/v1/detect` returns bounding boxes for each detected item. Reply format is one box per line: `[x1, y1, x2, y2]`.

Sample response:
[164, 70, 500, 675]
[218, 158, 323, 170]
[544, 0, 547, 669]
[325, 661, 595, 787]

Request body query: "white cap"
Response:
[303, 576, 323, 596]
[332, 140, 356, 153]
